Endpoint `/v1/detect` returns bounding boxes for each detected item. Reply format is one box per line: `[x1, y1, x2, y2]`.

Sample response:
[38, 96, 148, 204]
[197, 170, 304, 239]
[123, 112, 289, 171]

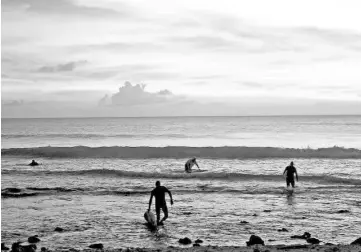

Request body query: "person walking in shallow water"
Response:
[283, 161, 299, 188]
[185, 157, 200, 173]
[148, 181, 173, 225]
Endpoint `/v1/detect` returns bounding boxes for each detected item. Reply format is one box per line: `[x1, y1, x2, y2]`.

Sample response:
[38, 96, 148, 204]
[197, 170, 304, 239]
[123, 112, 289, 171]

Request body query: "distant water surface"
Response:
[2, 116, 361, 148]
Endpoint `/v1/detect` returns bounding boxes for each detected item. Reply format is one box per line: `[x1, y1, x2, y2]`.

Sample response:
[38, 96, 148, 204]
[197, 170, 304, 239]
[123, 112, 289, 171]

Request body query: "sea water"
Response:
[1, 116, 361, 250]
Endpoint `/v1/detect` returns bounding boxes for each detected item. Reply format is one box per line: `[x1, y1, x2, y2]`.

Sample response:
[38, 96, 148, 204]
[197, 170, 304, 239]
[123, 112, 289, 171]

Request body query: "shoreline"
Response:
[62, 244, 361, 252]
[3, 241, 361, 252]
[5, 244, 360, 252]
[109, 244, 361, 252]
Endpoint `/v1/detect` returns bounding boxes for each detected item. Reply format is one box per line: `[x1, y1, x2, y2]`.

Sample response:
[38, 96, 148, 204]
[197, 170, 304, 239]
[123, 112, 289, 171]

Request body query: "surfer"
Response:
[148, 181, 174, 225]
[283, 161, 299, 188]
[29, 160, 39, 166]
[185, 157, 200, 173]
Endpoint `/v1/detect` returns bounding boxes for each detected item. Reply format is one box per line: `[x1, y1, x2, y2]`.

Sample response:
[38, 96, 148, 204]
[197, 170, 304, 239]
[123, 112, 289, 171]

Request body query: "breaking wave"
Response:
[1, 133, 189, 139]
[2, 180, 360, 198]
[2, 169, 361, 185]
[2, 146, 361, 159]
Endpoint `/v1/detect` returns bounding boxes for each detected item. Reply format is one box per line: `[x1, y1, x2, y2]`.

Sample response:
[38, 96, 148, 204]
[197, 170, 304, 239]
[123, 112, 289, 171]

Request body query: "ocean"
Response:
[1, 116, 361, 250]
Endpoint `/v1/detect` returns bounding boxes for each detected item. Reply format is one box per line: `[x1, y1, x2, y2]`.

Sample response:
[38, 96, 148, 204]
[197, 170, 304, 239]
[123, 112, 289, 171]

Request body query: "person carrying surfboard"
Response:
[148, 181, 173, 226]
[283, 161, 299, 188]
[185, 157, 200, 173]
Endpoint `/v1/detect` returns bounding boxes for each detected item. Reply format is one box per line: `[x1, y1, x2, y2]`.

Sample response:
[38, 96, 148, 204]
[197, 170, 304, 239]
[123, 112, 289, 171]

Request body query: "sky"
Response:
[1, 0, 361, 117]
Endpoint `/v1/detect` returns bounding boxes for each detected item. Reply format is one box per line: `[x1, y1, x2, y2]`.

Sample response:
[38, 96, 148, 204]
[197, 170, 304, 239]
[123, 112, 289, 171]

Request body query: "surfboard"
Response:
[144, 211, 157, 228]
[190, 169, 208, 173]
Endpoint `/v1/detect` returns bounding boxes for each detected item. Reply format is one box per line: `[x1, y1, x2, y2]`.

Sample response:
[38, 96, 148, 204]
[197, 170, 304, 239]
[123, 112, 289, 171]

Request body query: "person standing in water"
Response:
[148, 181, 173, 225]
[283, 161, 299, 188]
[185, 157, 200, 173]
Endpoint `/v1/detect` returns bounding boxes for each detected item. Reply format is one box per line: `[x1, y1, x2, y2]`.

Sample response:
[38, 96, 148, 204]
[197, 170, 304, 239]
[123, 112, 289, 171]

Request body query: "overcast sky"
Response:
[2, 0, 361, 117]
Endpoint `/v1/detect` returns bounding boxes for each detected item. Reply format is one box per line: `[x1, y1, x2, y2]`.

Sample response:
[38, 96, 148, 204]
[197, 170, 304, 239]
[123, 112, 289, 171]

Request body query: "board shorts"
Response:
[286, 177, 295, 188]
[185, 164, 191, 173]
[155, 204, 168, 217]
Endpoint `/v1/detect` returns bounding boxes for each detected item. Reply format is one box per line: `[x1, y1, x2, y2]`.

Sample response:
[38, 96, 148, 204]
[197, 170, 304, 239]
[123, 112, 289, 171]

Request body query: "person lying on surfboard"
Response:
[283, 161, 299, 188]
[185, 157, 200, 173]
[148, 181, 173, 226]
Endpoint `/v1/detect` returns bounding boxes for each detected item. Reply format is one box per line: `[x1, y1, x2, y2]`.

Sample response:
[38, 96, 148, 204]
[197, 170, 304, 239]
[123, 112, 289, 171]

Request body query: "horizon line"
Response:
[2, 114, 361, 120]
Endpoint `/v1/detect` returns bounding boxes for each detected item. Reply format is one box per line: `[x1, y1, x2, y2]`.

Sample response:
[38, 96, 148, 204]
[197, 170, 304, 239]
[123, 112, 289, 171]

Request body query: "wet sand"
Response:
[73, 244, 361, 252]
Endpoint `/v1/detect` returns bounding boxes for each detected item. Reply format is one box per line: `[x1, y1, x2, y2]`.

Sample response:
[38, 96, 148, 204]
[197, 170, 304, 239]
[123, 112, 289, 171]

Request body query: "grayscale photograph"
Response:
[1, 0, 361, 251]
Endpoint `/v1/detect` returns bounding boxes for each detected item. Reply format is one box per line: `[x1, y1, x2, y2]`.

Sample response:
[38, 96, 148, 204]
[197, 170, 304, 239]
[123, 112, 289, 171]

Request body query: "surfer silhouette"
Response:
[148, 181, 173, 225]
[283, 161, 299, 188]
[185, 157, 200, 173]
[29, 160, 39, 166]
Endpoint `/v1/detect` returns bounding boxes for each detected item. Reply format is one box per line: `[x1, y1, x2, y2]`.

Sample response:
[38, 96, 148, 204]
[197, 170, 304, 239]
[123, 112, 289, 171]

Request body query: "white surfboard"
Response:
[144, 211, 157, 228]
[189, 169, 208, 173]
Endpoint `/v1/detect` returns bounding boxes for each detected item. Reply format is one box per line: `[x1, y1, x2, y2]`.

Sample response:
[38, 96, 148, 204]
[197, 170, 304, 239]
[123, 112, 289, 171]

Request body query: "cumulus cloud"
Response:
[99, 81, 176, 106]
[37, 60, 87, 73]
[98, 94, 111, 107]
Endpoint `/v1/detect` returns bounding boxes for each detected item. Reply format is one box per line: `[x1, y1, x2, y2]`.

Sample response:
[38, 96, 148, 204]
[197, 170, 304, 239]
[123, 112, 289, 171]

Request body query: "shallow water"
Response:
[2, 116, 361, 249]
[2, 157, 361, 249]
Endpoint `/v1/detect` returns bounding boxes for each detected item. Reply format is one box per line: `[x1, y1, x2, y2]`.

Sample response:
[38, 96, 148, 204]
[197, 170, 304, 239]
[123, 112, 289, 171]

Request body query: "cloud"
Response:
[296, 27, 361, 52]
[82, 64, 180, 82]
[170, 12, 361, 55]
[1, 100, 24, 107]
[168, 31, 305, 54]
[98, 94, 110, 107]
[1, 0, 128, 18]
[235, 81, 292, 91]
[169, 14, 304, 53]
[169, 35, 237, 51]
[157, 90, 173, 95]
[71, 42, 163, 54]
[37, 60, 87, 73]
[239, 81, 265, 88]
[100, 81, 177, 106]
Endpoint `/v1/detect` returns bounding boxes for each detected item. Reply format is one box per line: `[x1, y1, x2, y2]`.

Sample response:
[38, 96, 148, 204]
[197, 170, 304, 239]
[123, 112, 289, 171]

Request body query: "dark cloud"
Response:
[37, 60, 87, 73]
[1, 100, 24, 107]
[100, 81, 176, 106]
[1, 57, 13, 64]
[1, 0, 129, 18]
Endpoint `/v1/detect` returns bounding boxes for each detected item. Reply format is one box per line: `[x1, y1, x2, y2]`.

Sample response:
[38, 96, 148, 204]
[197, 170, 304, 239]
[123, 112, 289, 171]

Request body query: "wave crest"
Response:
[2, 146, 361, 159]
[3, 169, 360, 185]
